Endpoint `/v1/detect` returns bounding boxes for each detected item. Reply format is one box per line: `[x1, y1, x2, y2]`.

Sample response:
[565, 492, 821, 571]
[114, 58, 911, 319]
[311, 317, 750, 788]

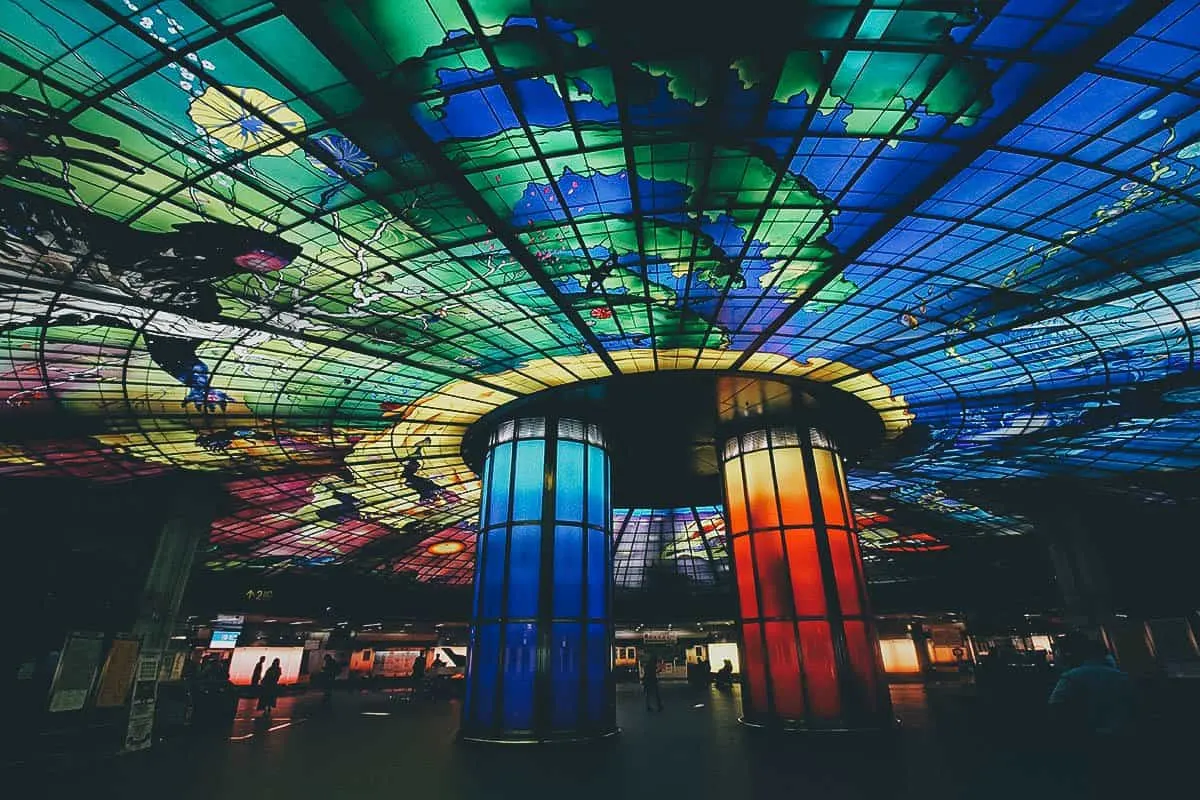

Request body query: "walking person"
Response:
[642, 654, 664, 712]
[409, 649, 427, 701]
[250, 655, 265, 692]
[320, 654, 339, 704]
[256, 657, 282, 718]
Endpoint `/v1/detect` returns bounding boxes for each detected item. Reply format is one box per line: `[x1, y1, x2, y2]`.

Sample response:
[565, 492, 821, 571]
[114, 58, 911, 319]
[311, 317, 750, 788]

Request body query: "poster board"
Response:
[95, 636, 141, 708]
[122, 651, 161, 753]
[47, 632, 104, 712]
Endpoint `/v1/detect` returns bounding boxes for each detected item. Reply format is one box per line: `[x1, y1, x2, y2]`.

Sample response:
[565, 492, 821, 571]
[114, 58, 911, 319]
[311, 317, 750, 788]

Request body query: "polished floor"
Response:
[30, 680, 1189, 799]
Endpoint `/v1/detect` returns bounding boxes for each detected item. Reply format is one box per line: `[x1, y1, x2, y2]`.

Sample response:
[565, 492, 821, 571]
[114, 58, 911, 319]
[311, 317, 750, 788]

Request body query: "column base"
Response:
[458, 727, 621, 745]
[738, 716, 900, 735]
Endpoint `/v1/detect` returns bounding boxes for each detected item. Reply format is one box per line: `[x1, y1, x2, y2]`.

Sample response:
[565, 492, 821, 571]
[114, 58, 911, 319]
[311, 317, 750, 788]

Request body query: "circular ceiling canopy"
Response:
[0, 0, 1197, 582]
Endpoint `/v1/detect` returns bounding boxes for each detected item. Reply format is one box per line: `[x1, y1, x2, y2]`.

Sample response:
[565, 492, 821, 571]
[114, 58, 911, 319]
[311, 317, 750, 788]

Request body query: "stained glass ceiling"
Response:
[2, 0, 1199, 581]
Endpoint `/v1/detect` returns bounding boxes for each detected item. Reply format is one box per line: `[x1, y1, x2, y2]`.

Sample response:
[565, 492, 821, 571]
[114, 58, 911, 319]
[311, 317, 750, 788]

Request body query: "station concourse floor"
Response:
[30, 681, 1189, 799]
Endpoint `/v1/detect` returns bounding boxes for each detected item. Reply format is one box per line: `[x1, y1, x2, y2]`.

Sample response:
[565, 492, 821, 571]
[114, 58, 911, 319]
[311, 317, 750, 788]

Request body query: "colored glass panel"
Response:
[553, 525, 584, 618]
[843, 621, 880, 714]
[487, 443, 514, 525]
[774, 448, 813, 526]
[828, 529, 863, 617]
[502, 623, 537, 730]
[743, 450, 781, 529]
[732, 534, 759, 618]
[480, 529, 507, 618]
[798, 621, 841, 720]
[785, 528, 826, 617]
[587, 445, 607, 527]
[752, 530, 790, 619]
[765, 621, 805, 719]
[586, 529, 606, 618]
[812, 449, 848, 526]
[470, 623, 501, 727]
[723, 459, 750, 534]
[511, 440, 546, 521]
[507, 524, 540, 618]
[550, 623, 582, 728]
[556, 440, 585, 523]
[741, 623, 769, 716]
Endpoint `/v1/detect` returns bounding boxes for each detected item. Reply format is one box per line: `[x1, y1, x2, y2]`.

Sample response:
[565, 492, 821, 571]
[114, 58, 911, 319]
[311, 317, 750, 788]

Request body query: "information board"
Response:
[47, 632, 104, 712]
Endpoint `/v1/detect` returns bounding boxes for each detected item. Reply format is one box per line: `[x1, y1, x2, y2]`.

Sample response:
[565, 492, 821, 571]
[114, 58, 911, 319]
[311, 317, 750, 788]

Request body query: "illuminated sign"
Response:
[209, 630, 239, 649]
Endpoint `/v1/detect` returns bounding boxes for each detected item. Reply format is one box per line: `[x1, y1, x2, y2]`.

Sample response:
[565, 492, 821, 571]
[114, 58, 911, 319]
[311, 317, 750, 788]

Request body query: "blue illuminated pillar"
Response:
[462, 416, 616, 743]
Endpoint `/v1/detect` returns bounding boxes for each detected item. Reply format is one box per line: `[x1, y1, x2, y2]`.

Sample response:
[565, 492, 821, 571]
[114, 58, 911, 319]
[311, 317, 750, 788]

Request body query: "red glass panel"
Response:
[773, 448, 812, 526]
[799, 621, 841, 721]
[828, 530, 863, 616]
[753, 531, 789, 619]
[741, 623, 768, 716]
[765, 621, 805, 719]
[733, 534, 758, 619]
[743, 450, 780, 529]
[812, 450, 847, 526]
[784, 528, 825, 616]
[723, 457, 749, 534]
[843, 621, 879, 713]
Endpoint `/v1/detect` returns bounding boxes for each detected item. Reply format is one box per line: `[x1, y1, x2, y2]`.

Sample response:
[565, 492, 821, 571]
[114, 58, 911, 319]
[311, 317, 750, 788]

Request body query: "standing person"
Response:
[257, 658, 282, 718]
[642, 654, 664, 712]
[429, 653, 448, 701]
[320, 654, 339, 704]
[715, 659, 734, 690]
[1049, 637, 1134, 737]
[697, 656, 712, 688]
[250, 655, 265, 691]
[409, 649, 426, 701]
[1048, 636, 1136, 792]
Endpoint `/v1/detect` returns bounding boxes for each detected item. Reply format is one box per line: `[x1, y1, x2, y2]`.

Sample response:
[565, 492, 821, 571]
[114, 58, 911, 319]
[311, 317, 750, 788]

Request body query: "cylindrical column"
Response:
[462, 416, 616, 743]
[717, 378, 891, 730]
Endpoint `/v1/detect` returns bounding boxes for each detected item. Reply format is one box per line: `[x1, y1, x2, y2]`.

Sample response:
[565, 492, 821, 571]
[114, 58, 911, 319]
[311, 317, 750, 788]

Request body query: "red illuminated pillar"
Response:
[717, 378, 891, 730]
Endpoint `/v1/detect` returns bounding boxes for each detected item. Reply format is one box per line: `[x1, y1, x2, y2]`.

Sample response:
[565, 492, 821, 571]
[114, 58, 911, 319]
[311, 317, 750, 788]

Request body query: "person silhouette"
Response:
[642, 654, 664, 711]
[250, 656, 265, 690]
[257, 658, 282, 717]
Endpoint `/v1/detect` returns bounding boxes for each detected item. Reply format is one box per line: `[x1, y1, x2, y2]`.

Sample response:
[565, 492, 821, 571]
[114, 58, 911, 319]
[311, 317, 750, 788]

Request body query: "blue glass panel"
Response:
[469, 624, 500, 729]
[586, 623, 609, 725]
[502, 622, 538, 730]
[479, 449, 493, 528]
[553, 525, 584, 618]
[472, 529, 485, 615]
[487, 443, 513, 526]
[586, 445, 606, 527]
[555, 440, 585, 522]
[481, 529, 507, 618]
[507, 525, 541, 618]
[550, 623, 582, 729]
[512, 440, 546, 521]
[586, 529, 607, 620]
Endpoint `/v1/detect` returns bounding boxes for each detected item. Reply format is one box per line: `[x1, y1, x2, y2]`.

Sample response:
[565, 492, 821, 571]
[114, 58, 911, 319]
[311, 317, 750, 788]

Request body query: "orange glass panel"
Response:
[742, 450, 780, 530]
[773, 447, 813, 526]
[752, 531, 789, 619]
[722, 456, 749, 535]
[812, 450, 847, 526]
[765, 621, 805, 719]
[828, 530, 863, 617]
[741, 623, 769, 715]
[732, 535, 758, 619]
[784, 528, 825, 616]
[843, 621, 879, 714]
[798, 621, 841, 720]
